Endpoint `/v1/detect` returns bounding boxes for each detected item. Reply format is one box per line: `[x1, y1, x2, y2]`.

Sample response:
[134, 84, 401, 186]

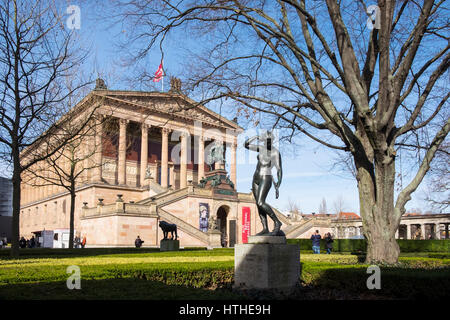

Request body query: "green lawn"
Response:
[0, 248, 449, 300]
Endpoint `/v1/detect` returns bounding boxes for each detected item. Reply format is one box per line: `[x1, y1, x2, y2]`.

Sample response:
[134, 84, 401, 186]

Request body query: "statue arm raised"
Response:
[244, 136, 260, 152]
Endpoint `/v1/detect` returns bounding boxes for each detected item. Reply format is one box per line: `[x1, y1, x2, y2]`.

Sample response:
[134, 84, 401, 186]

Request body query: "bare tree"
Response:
[113, 1, 449, 263]
[0, 0, 91, 256]
[318, 198, 327, 214]
[286, 197, 301, 214]
[25, 107, 111, 249]
[333, 195, 348, 215]
[423, 142, 449, 212]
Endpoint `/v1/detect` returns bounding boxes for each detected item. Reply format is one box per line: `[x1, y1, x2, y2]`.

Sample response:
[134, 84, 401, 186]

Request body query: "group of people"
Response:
[18, 235, 86, 248]
[73, 236, 87, 248]
[19, 236, 37, 248]
[0, 236, 8, 248]
[310, 230, 334, 254]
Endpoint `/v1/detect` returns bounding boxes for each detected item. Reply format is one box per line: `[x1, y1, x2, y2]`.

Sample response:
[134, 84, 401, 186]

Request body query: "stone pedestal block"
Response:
[234, 236, 300, 292]
[207, 230, 222, 249]
[160, 239, 180, 252]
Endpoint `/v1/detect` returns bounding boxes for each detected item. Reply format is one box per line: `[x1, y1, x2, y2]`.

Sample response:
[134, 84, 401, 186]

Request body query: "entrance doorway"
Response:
[217, 206, 229, 247]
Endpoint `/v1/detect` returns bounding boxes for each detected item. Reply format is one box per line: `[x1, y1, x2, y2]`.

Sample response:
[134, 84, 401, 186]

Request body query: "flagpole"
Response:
[162, 76, 164, 92]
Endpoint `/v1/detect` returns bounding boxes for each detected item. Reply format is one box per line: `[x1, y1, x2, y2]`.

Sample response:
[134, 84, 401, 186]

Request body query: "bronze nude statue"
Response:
[244, 131, 284, 236]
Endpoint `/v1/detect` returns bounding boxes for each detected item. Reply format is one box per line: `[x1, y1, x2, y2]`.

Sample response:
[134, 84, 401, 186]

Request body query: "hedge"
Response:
[287, 238, 450, 253]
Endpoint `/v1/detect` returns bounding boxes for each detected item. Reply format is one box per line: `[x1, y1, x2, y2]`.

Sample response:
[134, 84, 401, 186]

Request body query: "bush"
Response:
[287, 238, 450, 253]
[397, 239, 450, 252]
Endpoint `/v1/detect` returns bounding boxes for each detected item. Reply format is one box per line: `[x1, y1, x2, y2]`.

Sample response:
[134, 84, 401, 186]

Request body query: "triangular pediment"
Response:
[93, 90, 242, 131]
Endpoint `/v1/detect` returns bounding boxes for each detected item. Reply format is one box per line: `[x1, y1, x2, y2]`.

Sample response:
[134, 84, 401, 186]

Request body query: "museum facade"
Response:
[18, 79, 272, 248]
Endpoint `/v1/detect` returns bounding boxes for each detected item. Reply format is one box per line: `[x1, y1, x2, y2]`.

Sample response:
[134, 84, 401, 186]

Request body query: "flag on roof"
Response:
[153, 60, 164, 82]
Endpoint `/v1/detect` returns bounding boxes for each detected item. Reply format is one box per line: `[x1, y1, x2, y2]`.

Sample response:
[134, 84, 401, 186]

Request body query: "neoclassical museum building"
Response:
[18, 79, 268, 248]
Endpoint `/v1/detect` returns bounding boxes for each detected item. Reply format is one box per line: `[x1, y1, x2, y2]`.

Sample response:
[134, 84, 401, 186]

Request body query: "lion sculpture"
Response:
[159, 221, 178, 240]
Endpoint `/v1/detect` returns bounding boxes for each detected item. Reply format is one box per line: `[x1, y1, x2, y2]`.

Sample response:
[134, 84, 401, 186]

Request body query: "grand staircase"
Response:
[137, 186, 210, 245]
[137, 182, 315, 245]
[158, 208, 209, 244]
[271, 206, 318, 238]
[284, 219, 315, 238]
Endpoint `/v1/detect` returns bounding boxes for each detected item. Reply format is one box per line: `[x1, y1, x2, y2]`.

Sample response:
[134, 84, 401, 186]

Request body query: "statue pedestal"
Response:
[160, 239, 180, 252]
[207, 230, 222, 249]
[234, 236, 300, 293]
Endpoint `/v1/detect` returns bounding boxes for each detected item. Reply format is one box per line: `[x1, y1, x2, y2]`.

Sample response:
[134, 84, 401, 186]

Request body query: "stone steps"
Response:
[285, 220, 315, 238]
[158, 208, 209, 244]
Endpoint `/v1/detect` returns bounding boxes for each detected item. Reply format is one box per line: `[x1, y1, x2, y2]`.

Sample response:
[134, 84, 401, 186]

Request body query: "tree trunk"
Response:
[356, 152, 400, 264]
[69, 189, 76, 249]
[10, 165, 21, 257]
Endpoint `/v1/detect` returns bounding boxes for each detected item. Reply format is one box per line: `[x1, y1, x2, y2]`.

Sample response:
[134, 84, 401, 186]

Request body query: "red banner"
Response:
[242, 207, 251, 243]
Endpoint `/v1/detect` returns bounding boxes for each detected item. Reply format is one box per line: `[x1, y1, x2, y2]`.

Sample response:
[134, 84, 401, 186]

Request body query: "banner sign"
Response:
[242, 207, 251, 243]
[199, 203, 210, 232]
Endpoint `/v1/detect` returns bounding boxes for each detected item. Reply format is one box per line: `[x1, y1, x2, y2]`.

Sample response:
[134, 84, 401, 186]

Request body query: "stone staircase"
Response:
[138, 187, 189, 206]
[148, 179, 167, 195]
[285, 219, 315, 238]
[272, 206, 292, 226]
[137, 187, 210, 245]
[158, 208, 209, 244]
[137, 183, 310, 244]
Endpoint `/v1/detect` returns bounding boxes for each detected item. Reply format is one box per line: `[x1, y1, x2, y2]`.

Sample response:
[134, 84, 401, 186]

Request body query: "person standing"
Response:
[325, 232, 334, 254]
[310, 230, 321, 254]
[81, 236, 86, 248]
[19, 237, 27, 248]
[74, 236, 80, 248]
[135, 236, 144, 248]
[30, 236, 36, 248]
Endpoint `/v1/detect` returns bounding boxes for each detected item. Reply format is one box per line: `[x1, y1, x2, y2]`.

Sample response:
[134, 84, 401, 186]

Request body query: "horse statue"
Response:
[207, 142, 225, 171]
[159, 221, 178, 240]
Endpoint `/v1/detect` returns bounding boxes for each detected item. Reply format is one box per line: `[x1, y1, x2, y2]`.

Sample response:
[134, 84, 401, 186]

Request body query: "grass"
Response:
[0, 247, 449, 300]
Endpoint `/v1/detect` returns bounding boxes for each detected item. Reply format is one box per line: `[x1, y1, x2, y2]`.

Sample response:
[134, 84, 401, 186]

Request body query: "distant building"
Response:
[0, 177, 13, 242]
[0, 177, 12, 216]
[281, 210, 450, 240]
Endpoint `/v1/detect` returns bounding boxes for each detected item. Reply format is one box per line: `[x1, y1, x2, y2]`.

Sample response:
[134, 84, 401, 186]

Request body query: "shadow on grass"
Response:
[296, 264, 450, 300]
[0, 277, 245, 300]
[2, 265, 449, 300]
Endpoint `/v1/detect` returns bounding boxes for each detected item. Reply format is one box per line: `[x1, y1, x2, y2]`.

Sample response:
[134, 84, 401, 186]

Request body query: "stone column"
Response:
[38, 175, 44, 200]
[93, 117, 103, 182]
[83, 141, 90, 183]
[198, 135, 205, 183]
[406, 224, 411, 239]
[169, 165, 175, 188]
[180, 132, 188, 189]
[140, 123, 149, 187]
[118, 119, 128, 185]
[420, 224, 425, 240]
[161, 128, 170, 188]
[435, 223, 441, 239]
[33, 170, 38, 202]
[230, 141, 237, 186]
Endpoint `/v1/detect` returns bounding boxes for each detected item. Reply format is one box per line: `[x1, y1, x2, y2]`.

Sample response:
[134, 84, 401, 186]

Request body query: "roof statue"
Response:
[94, 78, 107, 90]
[207, 142, 225, 171]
